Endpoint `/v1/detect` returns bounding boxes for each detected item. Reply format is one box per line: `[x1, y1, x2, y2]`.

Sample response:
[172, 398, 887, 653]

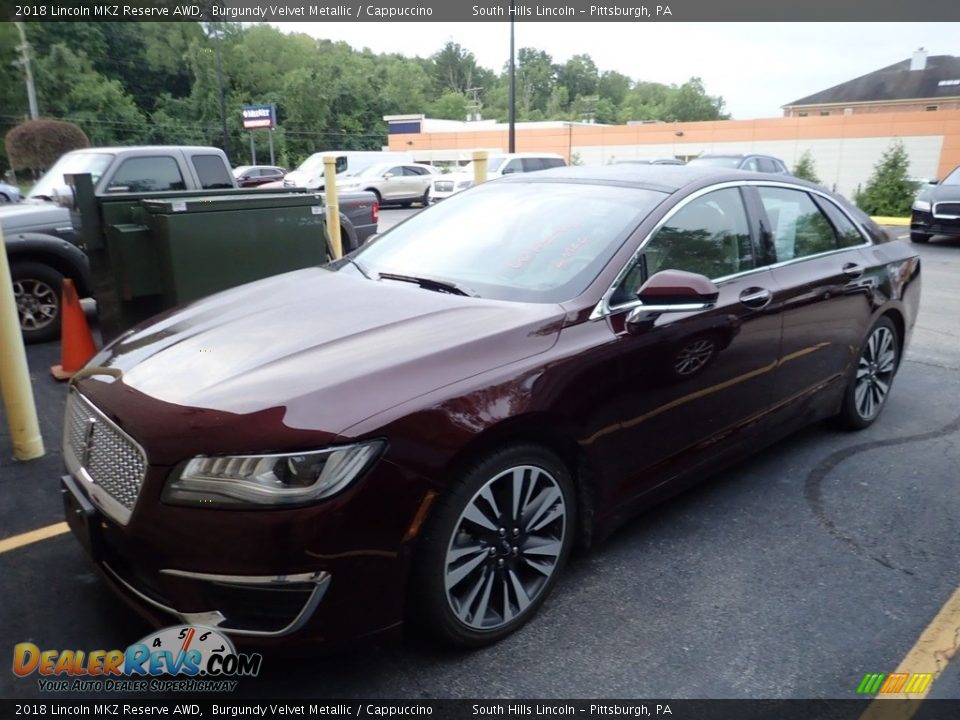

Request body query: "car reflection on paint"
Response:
[61, 164, 920, 649]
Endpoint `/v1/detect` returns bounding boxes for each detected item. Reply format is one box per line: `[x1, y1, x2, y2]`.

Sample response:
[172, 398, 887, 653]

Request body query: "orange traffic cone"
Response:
[50, 279, 97, 381]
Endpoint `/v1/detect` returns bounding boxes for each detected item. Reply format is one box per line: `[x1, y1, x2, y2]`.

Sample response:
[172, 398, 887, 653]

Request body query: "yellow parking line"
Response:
[0, 522, 69, 554]
[860, 585, 960, 720]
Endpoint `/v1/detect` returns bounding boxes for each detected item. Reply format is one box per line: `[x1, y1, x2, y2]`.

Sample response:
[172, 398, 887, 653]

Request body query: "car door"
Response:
[751, 184, 875, 417]
[381, 165, 407, 200]
[402, 166, 431, 197]
[592, 185, 783, 505]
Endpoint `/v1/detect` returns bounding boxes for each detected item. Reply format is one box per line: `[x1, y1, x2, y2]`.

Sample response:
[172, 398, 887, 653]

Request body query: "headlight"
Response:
[162, 440, 385, 508]
[456, 180, 474, 189]
[913, 200, 931, 212]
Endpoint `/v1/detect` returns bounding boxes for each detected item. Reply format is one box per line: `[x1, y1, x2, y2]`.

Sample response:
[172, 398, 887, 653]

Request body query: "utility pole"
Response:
[508, 14, 516, 152]
[205, 23, 231, 161]
[13, 22, 39, 120]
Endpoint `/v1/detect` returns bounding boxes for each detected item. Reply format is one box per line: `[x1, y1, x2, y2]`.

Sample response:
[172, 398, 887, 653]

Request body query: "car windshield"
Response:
[296, 154, 349, 175]
[29, 152, 114, 200]
[352, 181, 665, 303]
[943, 167, 960, 185]
[687, 157, 741, 169]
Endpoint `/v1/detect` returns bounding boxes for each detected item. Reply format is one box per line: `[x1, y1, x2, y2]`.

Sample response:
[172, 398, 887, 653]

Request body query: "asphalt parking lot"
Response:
[1, 218, 959, 701]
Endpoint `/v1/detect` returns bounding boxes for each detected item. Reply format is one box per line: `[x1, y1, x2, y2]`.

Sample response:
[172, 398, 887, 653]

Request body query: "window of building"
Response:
[798, 112, 809, 118]
[926, 105, 939, 112]
[819, 111, 831, 116]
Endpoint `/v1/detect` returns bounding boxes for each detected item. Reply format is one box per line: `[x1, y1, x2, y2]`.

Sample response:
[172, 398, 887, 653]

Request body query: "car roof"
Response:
[693, 153, 780, 160]
[498, 163, 802, 193]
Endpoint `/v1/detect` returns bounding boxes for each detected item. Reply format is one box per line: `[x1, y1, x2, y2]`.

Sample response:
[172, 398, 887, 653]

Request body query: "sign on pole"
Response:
[241, 104, 277, 130]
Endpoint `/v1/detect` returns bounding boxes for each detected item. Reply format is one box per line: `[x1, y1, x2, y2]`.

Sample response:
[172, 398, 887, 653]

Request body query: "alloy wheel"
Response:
[444, 464, 567, 631]
[13, 278, 59, 331]
[854, 325, 897, 421]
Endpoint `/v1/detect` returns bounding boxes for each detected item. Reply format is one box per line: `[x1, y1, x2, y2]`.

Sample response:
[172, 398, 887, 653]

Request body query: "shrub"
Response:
[792, 150, 821, 184]
[853, 140, 917, 216]
[4, 119, 90, 174]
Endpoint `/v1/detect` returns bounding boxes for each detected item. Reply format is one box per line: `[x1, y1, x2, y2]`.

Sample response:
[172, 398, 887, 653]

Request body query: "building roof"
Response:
[783, 53, 960, 108]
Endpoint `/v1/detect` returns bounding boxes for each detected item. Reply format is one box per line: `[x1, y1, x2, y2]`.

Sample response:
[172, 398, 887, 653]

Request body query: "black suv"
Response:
[687, 154, 790, 174]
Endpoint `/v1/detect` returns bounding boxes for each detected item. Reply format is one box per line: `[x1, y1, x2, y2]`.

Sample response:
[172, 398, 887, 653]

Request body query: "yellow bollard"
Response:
[472, 150, 488, 186]
[0, 225, 45, 460]
[323, 156, 343, 260]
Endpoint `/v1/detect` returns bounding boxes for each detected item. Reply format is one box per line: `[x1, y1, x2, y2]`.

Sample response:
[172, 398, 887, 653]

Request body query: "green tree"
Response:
[428, 91, 469, 121]
[558, 54, 598, 101]
[853, 140, 917, 216]
[515, 48, 555, 114]
[792, 150, 821, 184]
[663, 77, 728, 122]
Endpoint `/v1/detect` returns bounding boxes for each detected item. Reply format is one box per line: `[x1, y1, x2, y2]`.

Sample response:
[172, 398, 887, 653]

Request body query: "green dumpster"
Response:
[92, 191, 328, 340]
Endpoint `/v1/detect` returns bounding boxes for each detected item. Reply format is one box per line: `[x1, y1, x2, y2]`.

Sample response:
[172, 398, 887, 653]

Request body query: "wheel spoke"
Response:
[463, 503, 498, 532]
[445, 548, 488, 590]
[447, 542, 487, 563]
[877, 351, 896, 374]
[479, 486, 502, 524]
[507, 569, 531, 613]
[456, 567, 490, 622]
[873, 377, 889, 397]
[472, 571, 495, 625]
[529, 504, 564, 533]
[522, 538, 562, 558]
[523, 486, 561, 532]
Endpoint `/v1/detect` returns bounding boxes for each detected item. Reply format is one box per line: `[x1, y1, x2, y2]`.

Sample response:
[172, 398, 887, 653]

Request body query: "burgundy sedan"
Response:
[61, 165, 920, 648]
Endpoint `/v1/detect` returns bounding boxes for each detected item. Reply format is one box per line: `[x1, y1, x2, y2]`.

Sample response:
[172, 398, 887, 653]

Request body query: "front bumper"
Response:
[911, 209, 960, 237]
[61, 451, 427, 648]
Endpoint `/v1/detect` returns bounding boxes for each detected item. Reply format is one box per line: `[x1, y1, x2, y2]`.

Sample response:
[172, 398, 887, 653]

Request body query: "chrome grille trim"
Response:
[933, 202, 960, 219]
[63, 390, 147, 526]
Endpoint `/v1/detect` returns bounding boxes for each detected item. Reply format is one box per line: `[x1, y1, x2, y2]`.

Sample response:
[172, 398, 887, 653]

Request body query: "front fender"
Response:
[5, 232, 92, 296]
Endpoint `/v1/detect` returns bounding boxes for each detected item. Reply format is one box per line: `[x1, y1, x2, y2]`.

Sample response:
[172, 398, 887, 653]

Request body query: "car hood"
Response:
[90, 267, 563, 435]
[0, 200, 70, 231]
[922, 182, 960, 204]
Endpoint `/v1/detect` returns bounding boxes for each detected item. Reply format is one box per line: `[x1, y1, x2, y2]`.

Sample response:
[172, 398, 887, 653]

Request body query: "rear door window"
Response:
[521, 158, 546, 172]
[757, 187, 846, 261]
[107, 157, 186, 193]
[192, 154, 233, 189]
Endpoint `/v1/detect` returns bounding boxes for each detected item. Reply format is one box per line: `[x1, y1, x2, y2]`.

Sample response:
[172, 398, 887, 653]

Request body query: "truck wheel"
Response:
[11, 261, 63, 344]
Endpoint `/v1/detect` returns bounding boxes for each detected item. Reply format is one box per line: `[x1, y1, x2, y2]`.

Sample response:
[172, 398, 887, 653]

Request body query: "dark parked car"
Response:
[688, 153, 790, 174]
[62, 165, 920, 649]
[233, 165, 286, 187]
[910, 165, 960, 243]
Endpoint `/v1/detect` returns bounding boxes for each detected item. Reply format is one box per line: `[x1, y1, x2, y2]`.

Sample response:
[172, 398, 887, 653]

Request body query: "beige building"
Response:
[782, 50, 960, 117]
[387, 109, 960, 200]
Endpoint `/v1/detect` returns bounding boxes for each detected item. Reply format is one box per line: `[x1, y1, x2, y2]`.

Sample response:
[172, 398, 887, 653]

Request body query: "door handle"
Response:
[739, 287, 772, 309]
[842, 262, 864, 279]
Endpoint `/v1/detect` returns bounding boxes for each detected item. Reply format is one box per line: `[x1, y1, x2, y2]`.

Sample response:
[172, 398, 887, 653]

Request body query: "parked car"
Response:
[336, 162, 437, 207]
[687, 153, 790, 174]
[429, 153, 566, 202]
[233, 165, 286, 187]
[910, 165, 960, 243]
[0, 181, 21, 203]
[283, 151, 414, 191]
[61, 164, 919, 650]
[616, 158, 685, 165]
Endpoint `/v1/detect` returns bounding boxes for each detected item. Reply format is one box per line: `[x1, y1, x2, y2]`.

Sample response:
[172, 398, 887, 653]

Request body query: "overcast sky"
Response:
[278, 22, 958, 119]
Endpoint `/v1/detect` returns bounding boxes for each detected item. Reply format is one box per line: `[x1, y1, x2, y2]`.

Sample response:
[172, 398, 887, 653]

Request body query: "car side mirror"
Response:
[501, 167, 515, 175]
[382, 172, 394, 179]
[625, 270, 719, 334]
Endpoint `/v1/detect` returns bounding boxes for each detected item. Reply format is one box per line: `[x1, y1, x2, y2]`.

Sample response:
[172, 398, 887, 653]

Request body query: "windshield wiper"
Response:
[378, 272, 477, 297]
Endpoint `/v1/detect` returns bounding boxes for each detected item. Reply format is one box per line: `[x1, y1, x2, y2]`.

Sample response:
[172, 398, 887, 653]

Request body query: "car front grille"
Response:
[434, 181, 454, 192]
[63, 390, 147, 525]
[933, 202, 960, 218]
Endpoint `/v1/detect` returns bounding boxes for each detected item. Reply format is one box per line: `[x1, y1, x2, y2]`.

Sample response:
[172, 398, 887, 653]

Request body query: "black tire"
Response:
[399, 201, 413, 208]
[420, 190, 430, 207]
[11, 261, 64, 344]
[0, 192, 11, 204]
[412, 445, 576, 647]
[910, 232, 931, 243]
[836, 316, 899, 430]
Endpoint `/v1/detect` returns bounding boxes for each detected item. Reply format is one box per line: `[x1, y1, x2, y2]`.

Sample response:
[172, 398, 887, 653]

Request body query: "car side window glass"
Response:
[743, 157, 761, 171]
[192, 155, 233, 189]
[815, 197, 867, 248]
[502, 160, 523, 174]
[544, 158, 565, 169]
[611, 188, 753, 305]
[109, 157, 186, 192]
[757, 187, 840, 261]
[758, 158, 776, 173]
[386, 166, 405, 177]
[521, 158, 545, 172]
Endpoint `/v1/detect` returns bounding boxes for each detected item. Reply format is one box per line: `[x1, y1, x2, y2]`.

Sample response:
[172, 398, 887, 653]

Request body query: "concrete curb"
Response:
[871, 216, 910, 227]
